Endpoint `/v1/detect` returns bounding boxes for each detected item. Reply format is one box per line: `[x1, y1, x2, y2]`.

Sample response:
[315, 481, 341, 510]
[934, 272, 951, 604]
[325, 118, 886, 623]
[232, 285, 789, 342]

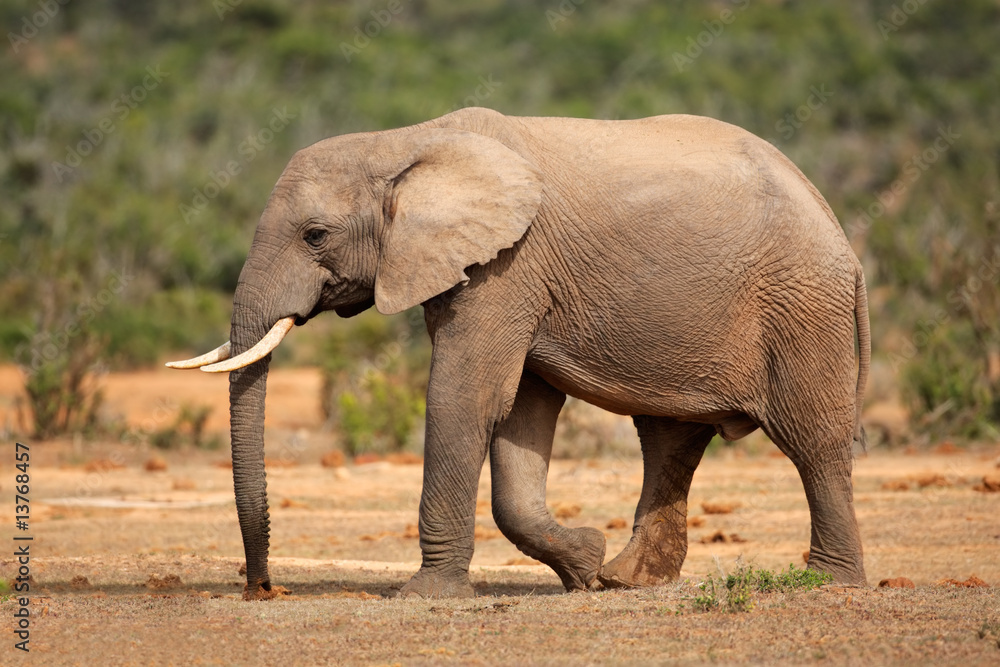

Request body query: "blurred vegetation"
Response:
[149, 402, 221, 450]
[20, 331, 104, 439]
[1, 0, 997, 443]
[320, 309, 429, 455]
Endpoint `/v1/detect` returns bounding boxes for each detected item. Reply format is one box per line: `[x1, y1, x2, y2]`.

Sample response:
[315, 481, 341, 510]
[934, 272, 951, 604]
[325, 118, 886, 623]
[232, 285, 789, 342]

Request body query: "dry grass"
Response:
[3, 442, 998, 666]
[7, 556, 998, 665]
[1, 366, 998, 665]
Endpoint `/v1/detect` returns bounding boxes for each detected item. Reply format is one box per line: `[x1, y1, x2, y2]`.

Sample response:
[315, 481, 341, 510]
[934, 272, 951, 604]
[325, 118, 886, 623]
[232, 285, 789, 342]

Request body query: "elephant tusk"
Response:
[165, 341, 233, 369]
[200, 317, 296, 373]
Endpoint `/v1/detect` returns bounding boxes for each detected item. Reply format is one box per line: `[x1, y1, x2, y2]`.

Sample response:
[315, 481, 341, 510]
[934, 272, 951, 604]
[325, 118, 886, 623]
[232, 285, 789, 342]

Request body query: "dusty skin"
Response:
[1, 365, 998, 665]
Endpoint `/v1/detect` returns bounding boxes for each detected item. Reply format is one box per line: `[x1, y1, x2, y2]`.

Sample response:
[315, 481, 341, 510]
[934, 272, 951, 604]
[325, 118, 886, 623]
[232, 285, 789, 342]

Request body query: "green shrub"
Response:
[693, 563, 833, 613]
[692, 575, 720, 612]
[150, 402, 219, 450]
[749, 563, 833, 593]
[18, 330, 105, 440]
[336, 372, 425, 456]
[903, 321, 1000, 441]
[320, 310, 430, 456]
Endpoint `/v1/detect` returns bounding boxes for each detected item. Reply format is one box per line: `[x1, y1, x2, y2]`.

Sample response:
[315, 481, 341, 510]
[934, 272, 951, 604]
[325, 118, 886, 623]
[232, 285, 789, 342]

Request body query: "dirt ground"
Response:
[1, 364, 998, 665]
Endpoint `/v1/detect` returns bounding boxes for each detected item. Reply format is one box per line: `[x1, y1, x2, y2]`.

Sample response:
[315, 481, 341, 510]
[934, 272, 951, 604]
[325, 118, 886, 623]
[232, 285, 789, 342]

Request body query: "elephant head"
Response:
[167, 122, 543, 599]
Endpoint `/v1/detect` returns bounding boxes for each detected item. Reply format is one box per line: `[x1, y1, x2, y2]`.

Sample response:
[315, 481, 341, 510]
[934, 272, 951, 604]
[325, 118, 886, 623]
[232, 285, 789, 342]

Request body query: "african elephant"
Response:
[168, 107, 870, 599]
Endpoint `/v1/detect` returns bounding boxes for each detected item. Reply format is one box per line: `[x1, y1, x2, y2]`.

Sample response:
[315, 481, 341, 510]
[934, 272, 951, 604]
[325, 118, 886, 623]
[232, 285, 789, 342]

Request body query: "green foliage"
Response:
[336, 373, 426, 456]
[694, 563, 833, 613]
[150, 402, 219, 450]
[903, 322, 1000, 441]
[753, 563, 835, 593]
[723, 569, 757, 613]
[552, 398, 638, 459]
[14, 283, 107, 439]
[692, 575, 720, 612]
[2, 1, 999, 439]
[320, 309, 429, 455]
[21, 351, 104, 440]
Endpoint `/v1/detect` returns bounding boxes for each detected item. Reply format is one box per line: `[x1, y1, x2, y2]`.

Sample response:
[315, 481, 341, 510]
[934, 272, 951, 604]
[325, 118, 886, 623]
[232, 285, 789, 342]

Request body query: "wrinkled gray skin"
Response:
[227, 107, 870, 600]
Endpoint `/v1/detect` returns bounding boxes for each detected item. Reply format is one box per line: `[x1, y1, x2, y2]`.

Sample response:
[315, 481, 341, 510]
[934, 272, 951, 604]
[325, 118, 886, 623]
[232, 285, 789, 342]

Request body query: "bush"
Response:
[903, 321, 1000, 441]
[552, 398, 639, 458]
[150, 402, 219, 450]
[17, 329, 105, 440]
[320, 309, 430, 456]
[336, 372, 425, 456]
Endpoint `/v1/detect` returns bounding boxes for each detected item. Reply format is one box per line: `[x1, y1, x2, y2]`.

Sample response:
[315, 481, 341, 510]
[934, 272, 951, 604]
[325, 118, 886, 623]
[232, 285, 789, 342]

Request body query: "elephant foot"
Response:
[510, 526, 605, 592]
[543, 526, 606, 592]
[805, 549, 867, 587]
[242, 580, 290, 601]
[398, 567, 475, 599]
[598, 560, 667, 589]
[598, 533, 682, 589]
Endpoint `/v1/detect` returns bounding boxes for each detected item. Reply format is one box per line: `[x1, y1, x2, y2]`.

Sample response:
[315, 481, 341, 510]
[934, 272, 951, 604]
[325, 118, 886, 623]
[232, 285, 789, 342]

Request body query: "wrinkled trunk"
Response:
[228, 277, 275, 600]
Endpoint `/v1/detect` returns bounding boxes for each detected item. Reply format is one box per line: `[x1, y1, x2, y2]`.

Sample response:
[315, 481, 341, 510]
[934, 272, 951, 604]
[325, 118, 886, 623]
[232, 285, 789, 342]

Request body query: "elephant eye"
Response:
[304, 228, 327, 248]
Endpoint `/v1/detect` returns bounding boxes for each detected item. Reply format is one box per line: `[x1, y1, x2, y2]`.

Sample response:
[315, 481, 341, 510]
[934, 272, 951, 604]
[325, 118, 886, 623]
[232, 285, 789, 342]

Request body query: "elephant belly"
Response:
[524, 340, 751, 421]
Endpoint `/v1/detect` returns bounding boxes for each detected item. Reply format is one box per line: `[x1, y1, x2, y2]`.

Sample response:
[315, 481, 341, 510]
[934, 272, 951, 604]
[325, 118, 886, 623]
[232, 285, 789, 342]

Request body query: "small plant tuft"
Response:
[768, 563, 834, 592]
[692, 576, 720, 612]
[692, 563, 834, 613]
[724, 569, 757, 612]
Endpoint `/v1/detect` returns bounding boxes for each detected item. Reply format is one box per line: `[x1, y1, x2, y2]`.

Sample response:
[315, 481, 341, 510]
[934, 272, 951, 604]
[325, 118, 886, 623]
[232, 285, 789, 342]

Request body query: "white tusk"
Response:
[165, 341, 232, 369]
[200, 317, 296, 373]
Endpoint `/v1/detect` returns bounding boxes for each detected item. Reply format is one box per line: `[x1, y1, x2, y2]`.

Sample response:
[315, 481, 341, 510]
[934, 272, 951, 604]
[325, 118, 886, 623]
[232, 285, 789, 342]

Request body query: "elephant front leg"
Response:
[398, 411, 486, 599]
[398, 328, 531, 599]
[490, 372, 606, 591]
[599, 417, 715, 588]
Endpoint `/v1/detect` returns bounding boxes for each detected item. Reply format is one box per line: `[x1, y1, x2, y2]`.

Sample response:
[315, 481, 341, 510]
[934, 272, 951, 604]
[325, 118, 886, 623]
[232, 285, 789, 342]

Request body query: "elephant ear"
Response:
[374, 128, 543, 315]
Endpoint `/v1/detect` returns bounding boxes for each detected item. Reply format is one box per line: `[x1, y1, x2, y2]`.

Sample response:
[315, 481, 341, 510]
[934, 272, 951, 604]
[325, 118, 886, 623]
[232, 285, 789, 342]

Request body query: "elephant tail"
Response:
[853, 266, 871, 451]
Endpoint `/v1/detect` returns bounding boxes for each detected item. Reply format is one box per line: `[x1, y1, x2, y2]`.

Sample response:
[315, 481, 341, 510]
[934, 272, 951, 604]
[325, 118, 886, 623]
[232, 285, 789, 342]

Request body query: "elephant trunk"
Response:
[228, 278, 276, 600]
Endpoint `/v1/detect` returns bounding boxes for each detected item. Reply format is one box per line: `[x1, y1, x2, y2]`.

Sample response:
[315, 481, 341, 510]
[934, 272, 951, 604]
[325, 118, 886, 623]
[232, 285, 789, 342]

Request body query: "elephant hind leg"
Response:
[598, 417, 715, 589]
[490, 372, 606, 591]
[765, 414, 867, 586]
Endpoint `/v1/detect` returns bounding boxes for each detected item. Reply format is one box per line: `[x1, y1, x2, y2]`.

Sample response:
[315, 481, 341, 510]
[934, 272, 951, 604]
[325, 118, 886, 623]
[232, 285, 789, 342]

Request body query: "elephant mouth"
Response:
[333, 295, 376, 319]
[295, 300, 325, 326]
